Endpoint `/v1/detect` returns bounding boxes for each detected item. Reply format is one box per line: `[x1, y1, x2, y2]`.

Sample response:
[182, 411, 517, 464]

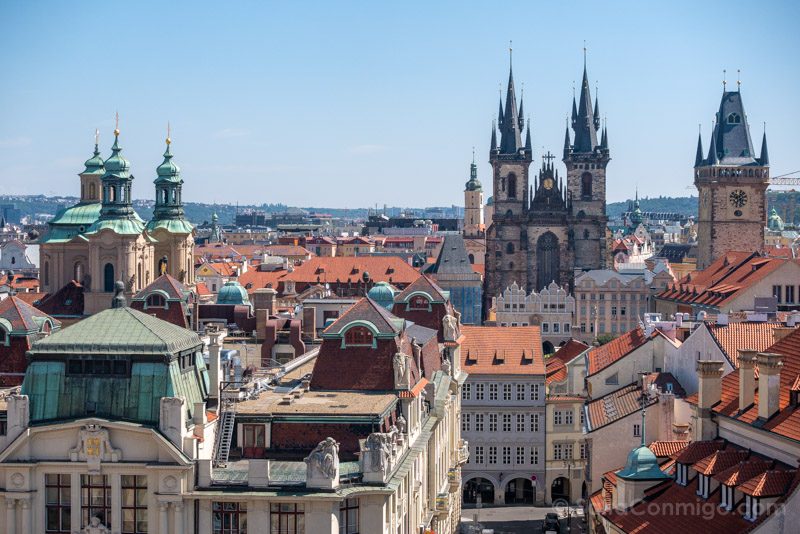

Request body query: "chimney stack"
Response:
[696, 360, 724, 440]
[737, 349, 758, 412]
[756, 352, 783, 420]
[772, 326, 796, 344]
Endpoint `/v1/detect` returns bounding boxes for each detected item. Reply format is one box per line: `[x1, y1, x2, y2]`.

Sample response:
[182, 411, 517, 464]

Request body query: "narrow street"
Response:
[460, 505, 587, 534]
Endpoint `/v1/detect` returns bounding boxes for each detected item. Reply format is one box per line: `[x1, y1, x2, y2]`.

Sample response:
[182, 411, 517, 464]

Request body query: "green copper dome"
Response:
[83, 143, 105, 175]
[103, 132, 131, 179]
[216, 280, 251, 308]
[616, 445, 670, 481]
[368, 281, 396, 310]
[155, 143, 181, 184]
[465, 161, 482, 192]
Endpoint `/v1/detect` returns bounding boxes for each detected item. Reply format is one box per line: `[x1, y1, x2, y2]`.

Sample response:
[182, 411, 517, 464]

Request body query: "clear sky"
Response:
[1, 0, 798, 208]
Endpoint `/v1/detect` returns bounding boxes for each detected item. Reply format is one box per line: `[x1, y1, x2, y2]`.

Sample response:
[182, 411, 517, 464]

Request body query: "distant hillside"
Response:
[607, 196, 698, 219]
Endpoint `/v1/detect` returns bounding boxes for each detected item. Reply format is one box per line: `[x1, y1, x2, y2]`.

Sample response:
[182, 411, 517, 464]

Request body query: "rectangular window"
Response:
[554, 411, 563, 426]
[81, 475, 111, 530]
[531, 446, 539, 465]
[564, 443, 573, 459]
[489, 384, 498, 401]
[611, 306, 617, 316]
[580, 443, 587, 459]
[46, 473, 71, 534]
[516, 384, 525, 401]
[565, 411, 574, 425]
[580, 323, 586, 333]
[553, 323, 560, 333]
[270, 503, 304, 534]
[530, 384, 540, 401]
[786, 285, 795, 304]
[621, 307, 626, 316]
[121, 475, 148, 534]
[242, 424, 266, 458]
[489, 414, 498, 432]
[502, 446, 511, 465]
[633, 424, 641, 437]
[475, 446, 484, 464]
[530, 413, 540, 433]
[516, 414, 525, 432]
[502, 414, 511, 432]
[475, 414, 484, 432]
[580, 410, 585, 426]
[564, 323, 571, 333]
[516, 446, 525, 465]
[553, 444, 563, 461]
[475, 383, 485, 401]
[542, 323, 549, 333]
[462, 413, 471, 432]
[773, 285, 782, 303]
[462, 383, 471, 400]
[503, 384, 512, 401]
[213, 502, 247, 534]
[339, 498, 359, 534]
[488, 446, 497, 464]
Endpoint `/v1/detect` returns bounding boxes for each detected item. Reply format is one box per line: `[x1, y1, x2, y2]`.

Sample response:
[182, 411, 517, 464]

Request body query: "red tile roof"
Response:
[708, 327, 800, 442]
[460, 325, 545, 375]
[655, 252, 798, 309]
[647, 440, 688, 458]
[738, 469, 797, 497]
[0, 295, 59, 332]
[195, 282, 212, 296]
[692, 449, 750, 476]
[713, 458, 771, 487]
[237, 268, 288, 293]
[545, 358, 567, 385]
[587, 326, 649, 375]
[551, 339, 590, 365]
[673, 440, 726, 463]
[705, 321, 782, 368]
[283, 257, 420, 286]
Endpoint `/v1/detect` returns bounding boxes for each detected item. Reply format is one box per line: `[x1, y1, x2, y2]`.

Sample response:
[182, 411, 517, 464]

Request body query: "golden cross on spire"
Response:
[114, 111, 120, 136]
[94, 128, 100, 146]
[166, 121, 171, 145]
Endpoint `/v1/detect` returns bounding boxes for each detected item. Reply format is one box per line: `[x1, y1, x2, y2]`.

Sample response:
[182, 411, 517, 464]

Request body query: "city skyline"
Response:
[1, 1, 798, 208]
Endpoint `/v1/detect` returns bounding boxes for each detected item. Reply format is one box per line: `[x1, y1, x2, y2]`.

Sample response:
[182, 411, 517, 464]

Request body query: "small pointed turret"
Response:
[571, 97, 578, 126]
[694, 130, 704, 167]
[518, 98, 525, 130]
[563, 124, 571, 158]
[498, 65, 523, 153]
[525, 122, 532, 151]
[707, 127, 719, 165]
[601, 126, 608, 150]
[759, 131, 769, 166]
[490, 120, 498, 152]
[498, 99, 504, 127]
[593, 93, 601, 130]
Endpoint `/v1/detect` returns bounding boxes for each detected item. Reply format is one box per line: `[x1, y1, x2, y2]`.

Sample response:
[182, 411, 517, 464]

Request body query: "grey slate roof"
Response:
[31, 306, 202, 355]
[704, 91, 758, 166]
[428, 234, 475, 275]
[498, 67, 523, 154]
[572, 65, 599, 153]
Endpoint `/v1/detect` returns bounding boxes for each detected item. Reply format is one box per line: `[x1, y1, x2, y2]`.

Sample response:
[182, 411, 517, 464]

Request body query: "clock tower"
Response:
[694, 85, 769, 269]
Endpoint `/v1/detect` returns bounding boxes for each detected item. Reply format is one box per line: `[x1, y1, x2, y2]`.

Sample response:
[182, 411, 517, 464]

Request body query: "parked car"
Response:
[542, 512, 560, 534]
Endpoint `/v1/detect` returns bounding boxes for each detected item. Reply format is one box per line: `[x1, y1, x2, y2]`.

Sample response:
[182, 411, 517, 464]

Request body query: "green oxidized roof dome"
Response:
[103, 131, 131, 179]
[768, 207, 784, 231]
[465, 161, 482, 192]
[83, 143, 105, 175]
[155, 141, 181, 184]
[368, 281, 396, 310]
[217, 280, 250, 307]
[616, 445, 670, 481]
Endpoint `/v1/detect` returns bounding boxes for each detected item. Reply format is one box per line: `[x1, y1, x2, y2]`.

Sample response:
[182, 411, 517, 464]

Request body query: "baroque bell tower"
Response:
[694, 77, 769, 269]
[483, 48, 533, 313]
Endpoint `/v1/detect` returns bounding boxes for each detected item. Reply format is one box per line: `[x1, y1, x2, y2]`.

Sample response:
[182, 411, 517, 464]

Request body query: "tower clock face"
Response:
[729, 189, 748, 208]
[543, 178, 554, 190]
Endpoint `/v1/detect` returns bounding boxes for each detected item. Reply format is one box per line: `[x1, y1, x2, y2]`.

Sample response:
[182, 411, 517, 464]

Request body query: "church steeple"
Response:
[80, 129, 105, 203]
[152, 133, 185, 220]
[572, 60, 599, 153]
[694, 129, 704, 167]
[759, 130, 769, 166]
[498, 50, 524, 154]
[98, 122, 136, 220]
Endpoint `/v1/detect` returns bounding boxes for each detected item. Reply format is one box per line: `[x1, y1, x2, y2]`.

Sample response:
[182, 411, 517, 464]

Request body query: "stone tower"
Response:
[463, 153, 484, 238]
[563, 59, 609, 270]
[694, 86, 769, 269]
[483, 59, 533, 312]
[145, 135, 196, 285]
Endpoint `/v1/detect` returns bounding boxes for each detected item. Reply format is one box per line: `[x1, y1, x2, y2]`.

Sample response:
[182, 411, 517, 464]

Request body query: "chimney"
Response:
[208, 328, 223, 400]
[716, 313, 728, 326]
[756, 352, 783, 420]
[737, 349, 758, 412]
[696, 360, 724, 440]
[772, 326, 796, 344]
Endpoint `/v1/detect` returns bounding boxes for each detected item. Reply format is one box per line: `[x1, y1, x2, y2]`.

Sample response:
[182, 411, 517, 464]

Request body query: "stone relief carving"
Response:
[393, 352, 410, 389]
[442, 314, 458, 342]
[69, 424, 121, 473]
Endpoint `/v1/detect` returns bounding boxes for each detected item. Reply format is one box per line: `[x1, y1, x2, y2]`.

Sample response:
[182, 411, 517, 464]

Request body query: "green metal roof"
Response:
[102, 133, 131, 180]
[85, 216, 147, 236]
[155, 143, 181, 184]
[30, 306, 202, 355]
[216, 281, 250, 307]
[616, 446, 671, 481]
[82, 143, 105, 175]
[39, 203, 103, 243]
[145, 218, 194, 234]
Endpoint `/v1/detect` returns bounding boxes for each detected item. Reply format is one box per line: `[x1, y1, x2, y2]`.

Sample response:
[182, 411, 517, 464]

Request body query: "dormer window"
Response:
[0, 327, 7, 346]
[145, 294, 166, 309]
[675, 463, 688, 485]
[696, 474, 709, 498]
[745, 495, 759, 521]
[344, 326, 373, 347]
[727, 112, 741, 124]
[409, 295, 430, 310]
[720, 484, 734, 510]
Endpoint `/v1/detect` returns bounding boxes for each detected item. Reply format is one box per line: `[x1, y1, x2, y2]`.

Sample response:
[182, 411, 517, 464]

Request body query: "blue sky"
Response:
[1, 1, 798, 208]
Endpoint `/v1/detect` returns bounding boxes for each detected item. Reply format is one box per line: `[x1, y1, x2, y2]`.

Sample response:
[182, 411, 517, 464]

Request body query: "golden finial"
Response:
[166, 122, 171, 145]
[114, 111, 120, 136]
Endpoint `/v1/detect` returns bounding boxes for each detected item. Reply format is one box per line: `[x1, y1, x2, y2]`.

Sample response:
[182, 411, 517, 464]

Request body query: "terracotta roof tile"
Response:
[545, 358, 567, 385]
[713, 458, 772, 487]
[0, 295, 59, 332]
[283, 257, 420, 286]
[706, 321, 782, 368]
[647, 440, 688, 458]
[587, 326, 649, 375]
[673, 440, 726, 463]
[237, 268, 288, 293]
[551, 339, 590, 365]
[460, 325, 545, 375]
[738, 469, 797, 497]
[692, 449, 750, 476]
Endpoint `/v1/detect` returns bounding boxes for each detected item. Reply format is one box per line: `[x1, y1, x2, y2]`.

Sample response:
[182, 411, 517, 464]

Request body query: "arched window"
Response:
[536, 232, 560, 291]
[162, 189, 168, 204]
[89, 183, 96, 199]
[137, 263, 142, 288]
[468, 253, 475, 264]
[727, 112, 741, 124]
[506, 242, 515, 254]
[344, 326, 373, 346]
[74, 262, 84, 283]
[581, 172, 592, 198]
[109, 186, 116, 202]
[10, 256, 15, 265]
[409, 295, 430, 310]
[103, 263, 115, 292]
[146, 294, 166, 308]
[507, 173, 517, 198]
[583, 229, 590, 239]
[0, 327, 7, 345]
[505, 209, 513, 218]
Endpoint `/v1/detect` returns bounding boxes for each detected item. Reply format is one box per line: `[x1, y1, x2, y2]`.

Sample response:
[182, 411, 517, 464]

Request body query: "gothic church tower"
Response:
[694, 84, 769, 269]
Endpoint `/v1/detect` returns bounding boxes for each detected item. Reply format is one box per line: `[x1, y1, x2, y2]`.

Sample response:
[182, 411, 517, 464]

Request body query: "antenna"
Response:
[509, 40, 513, 68]
[723, 69, 727, 90]
[114, 111, 120, 136]
[737, 69, 741, 89]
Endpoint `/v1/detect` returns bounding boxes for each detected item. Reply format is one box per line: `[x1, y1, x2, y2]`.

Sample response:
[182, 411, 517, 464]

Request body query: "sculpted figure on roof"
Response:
[304, 437, 339, 480]
[393, 352, 410, 389]
[443, 313, 459, 342]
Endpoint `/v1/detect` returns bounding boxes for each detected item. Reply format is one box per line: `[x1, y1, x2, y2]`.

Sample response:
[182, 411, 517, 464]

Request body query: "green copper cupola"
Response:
[79, 130, 105, 203]
[99, 126, 136, 219]
[146, 133, 194, 235]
